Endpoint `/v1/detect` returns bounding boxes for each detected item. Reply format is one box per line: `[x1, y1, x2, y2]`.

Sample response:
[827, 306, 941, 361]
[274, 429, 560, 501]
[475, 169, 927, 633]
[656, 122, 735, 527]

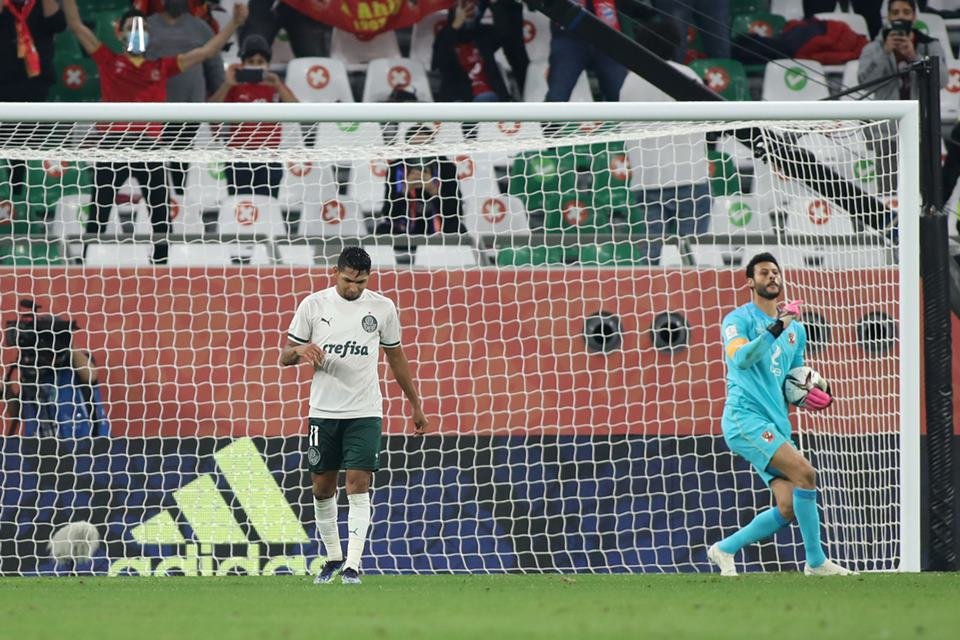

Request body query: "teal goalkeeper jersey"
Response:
[720, 302, 807, 434]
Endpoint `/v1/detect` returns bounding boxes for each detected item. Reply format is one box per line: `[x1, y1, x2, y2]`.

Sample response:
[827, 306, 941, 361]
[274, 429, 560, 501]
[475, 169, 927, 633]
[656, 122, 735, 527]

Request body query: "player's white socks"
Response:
[345, 492, 371, 571]
[314, 496, 343, 562]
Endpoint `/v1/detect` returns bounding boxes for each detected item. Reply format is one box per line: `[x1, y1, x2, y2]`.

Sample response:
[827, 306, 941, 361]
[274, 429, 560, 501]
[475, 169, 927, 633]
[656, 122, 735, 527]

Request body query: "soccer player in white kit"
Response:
[281, 246, 428, 585]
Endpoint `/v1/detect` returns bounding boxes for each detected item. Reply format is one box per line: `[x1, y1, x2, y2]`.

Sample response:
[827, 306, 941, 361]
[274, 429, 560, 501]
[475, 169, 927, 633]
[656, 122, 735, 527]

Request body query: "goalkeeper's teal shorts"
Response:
[306, 417, 382, 473]
[721, 409, 791, 487]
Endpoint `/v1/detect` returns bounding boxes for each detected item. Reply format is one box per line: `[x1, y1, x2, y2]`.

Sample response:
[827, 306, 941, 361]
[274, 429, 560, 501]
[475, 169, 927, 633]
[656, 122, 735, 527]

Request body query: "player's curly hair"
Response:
[337, 246, 372, 274]
[745, 252, 780, 279]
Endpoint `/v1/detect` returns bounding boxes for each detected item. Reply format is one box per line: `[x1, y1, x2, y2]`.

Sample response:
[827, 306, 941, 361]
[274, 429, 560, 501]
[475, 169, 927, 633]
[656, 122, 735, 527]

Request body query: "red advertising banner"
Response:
[0, 267, 919, 438]
[281, 0, 454, 39]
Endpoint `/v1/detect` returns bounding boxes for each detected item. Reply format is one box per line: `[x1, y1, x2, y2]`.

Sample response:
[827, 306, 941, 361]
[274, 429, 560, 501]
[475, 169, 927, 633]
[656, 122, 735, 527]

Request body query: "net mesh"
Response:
[0, 110, 905, 575]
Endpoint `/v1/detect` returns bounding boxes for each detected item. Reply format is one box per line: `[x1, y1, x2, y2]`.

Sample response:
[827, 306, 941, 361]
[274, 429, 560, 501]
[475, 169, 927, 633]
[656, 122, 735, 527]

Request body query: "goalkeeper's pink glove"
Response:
[779, 299, 803, 318]
[805, 387, 833, 410]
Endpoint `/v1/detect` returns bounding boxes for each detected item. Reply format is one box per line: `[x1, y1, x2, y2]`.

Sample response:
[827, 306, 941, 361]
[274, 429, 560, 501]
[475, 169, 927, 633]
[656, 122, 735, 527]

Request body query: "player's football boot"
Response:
[313, 559, 344, 584]
[804, 559, 857, 576]
[340, 567, 362, 585]
[707, 543, 738, 577]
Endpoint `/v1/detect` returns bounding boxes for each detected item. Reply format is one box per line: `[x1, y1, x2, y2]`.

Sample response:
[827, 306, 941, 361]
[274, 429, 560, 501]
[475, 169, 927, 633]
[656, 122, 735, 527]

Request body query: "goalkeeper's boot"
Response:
[313, 559, 344, 584]
[707, 543, 738, 577]
[340, 567, 362, 585]
[804, 559, 857, 576]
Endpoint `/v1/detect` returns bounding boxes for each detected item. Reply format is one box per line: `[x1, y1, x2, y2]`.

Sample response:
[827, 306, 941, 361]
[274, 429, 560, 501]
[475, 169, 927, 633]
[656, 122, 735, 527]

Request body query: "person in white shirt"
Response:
[281, 246, 427, 585]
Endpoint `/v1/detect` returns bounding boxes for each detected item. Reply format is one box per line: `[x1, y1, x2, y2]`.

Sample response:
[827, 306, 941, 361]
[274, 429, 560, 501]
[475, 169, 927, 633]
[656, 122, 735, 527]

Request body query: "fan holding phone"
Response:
[209, 34, 299, 199]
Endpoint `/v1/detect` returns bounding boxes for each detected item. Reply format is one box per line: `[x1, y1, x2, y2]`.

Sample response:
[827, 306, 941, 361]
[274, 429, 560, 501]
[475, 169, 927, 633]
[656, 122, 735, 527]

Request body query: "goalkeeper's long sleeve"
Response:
[730, 331, 777, 370]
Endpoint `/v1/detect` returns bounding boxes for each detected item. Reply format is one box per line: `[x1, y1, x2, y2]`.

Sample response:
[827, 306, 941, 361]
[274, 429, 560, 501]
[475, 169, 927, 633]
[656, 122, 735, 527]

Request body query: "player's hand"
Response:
[411, 408, 428, 436]
[225, 64, 239, 86]
[777, 299, 802, 328]
[231, 2, 249, 26]
[295, 343, 325, 368]
[804, 387, 833, 411]
[897, 36, 917, 60]
[263, 71, 282, 86]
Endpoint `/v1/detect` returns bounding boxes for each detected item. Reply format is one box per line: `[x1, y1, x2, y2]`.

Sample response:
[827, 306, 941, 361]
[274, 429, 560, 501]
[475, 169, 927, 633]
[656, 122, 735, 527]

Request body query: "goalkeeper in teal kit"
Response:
[707, 253, 855, 577]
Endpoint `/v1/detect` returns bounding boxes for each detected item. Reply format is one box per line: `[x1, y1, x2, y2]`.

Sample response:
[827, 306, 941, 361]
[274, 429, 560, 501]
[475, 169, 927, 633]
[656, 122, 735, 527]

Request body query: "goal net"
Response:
[0, 101, 919, 576]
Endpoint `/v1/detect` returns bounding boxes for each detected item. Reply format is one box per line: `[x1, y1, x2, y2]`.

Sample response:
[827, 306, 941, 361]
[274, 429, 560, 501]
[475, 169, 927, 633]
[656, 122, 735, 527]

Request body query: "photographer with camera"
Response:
[2, 300, 109, 438]
[208, 34, 298, 199]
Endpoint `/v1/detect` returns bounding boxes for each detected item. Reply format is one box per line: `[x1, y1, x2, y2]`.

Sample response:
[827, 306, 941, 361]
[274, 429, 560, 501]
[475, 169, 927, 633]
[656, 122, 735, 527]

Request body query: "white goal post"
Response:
[0, 100, 920, 575]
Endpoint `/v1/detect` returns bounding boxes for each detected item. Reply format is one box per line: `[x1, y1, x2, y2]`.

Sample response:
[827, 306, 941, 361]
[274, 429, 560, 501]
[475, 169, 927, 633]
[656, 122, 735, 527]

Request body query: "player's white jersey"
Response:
[287, 286, 401, 419]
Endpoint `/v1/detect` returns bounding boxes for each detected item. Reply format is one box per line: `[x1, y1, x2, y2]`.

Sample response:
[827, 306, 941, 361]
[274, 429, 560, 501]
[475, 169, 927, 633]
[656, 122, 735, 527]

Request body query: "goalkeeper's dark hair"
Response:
[745, 252, 780, 279]
[118, 8, 147, 29]
[337, 246, 372, 274]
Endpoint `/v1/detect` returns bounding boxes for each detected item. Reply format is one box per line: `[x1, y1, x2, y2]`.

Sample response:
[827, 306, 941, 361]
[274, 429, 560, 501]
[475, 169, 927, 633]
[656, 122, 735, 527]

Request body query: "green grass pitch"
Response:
[2, 573, 958, 640]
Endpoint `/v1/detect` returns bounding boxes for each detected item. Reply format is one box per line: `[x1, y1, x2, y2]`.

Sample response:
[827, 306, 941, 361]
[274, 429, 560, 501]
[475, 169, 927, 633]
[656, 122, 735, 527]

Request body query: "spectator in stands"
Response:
[545, 1, 627, 101]
[62, 0, 247, 264]
[376, 124, 465, 235]
[858, 0, 948, 194]
[209, 34, 298, 199]
[434, 0, 511, 103]
[653, 0, 730, 62]
[147, 0, 226, 199]
[805, 0, 884, 39]
[242, 0, 329, 58]
[0, 1, 65, 216]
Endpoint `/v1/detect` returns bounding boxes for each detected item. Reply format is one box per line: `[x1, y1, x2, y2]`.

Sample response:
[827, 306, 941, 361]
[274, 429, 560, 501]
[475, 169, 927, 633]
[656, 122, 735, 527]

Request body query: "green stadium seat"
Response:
[0, 238, 64, 266]
[51, 31, 100, 102]
[731, 12, 786, 39]
[508, 149, 578, 217]
[689, 58, 751, 101]
[23, 160, 92, 219]
[577, 242, 647, 266]
[496, 245, 569, 266]
[543, 191, 612, 234]
[706, 150, 741, 197]
[730, 0, 771, 17]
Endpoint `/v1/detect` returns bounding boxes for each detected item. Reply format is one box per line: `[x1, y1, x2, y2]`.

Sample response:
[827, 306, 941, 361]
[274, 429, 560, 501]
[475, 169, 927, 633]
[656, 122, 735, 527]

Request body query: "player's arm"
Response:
[177, 2, 248, 72]
[62, 0, 101, 55]
[725, 300, 802, 369]
[383, 346, 427, 435]
[279, 340, 325, 368]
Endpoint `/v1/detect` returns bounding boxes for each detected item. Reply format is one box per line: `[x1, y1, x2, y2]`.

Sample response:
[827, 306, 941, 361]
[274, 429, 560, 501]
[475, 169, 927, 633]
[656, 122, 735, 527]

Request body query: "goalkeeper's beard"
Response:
[755, 282, 781, 300]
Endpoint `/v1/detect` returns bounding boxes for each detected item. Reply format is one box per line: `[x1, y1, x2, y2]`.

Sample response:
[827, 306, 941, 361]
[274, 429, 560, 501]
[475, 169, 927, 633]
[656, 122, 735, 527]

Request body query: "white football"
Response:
[48, 521, 101, 563]
[783, 366, 827, 407]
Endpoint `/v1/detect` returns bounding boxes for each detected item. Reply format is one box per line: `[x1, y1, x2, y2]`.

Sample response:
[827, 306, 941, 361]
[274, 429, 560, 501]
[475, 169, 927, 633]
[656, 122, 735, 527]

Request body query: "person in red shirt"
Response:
[208, 34, 297, 199]
[62, 0, 247, 264]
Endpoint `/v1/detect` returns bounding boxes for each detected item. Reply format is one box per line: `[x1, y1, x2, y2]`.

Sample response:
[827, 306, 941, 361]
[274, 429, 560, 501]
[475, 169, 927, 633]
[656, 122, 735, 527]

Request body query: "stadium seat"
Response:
[51, 32, 100, 102]
[768, 0, 803, 20]
[731, 0, 771, 14]
[463, 193, 530, 236]
[762, 59, 830, 100]
[330, 28, 401, 65]
[409, 11, 448, 70]
[520, 10, 552, 63]
[942, 61, 960, 120]
[915, 12, 956, 61]
[839, 60, 868, 100]
[362, 58, 433, 102]
[731, 12, 786, 39]
[0, 238, 64, 266]
[271, 29, 295, 69]
[508, 148, 578, 217]
[364, 244, 399, 266]
[707, 150, 741, 196]
[711, 195, 770, 235]
[784, 196, 857, 236]
[413, 245, 478, 267]
[278, 162, 338, 214]
[619, 61, 703, 101]
[184, 161, 229, 214]
[83, 242, 153, 266]
[347, 159, 389, 215]
[543, 193, 612, 234]
[217, 195, 286, 237]
[474, 121, 543, 168]
[276, 244, 316, 265]
[496, 244, 568, 266]
[300, 198, 368, 237]
[523, 61, 593, 101]
[814, 12, 869, 37]
[169, 242, 271, 266]
[576, 242, 646, 266]
[285, 57, 354, 103]
[689, 243, 749, 268]
[689, 58, 751, 101]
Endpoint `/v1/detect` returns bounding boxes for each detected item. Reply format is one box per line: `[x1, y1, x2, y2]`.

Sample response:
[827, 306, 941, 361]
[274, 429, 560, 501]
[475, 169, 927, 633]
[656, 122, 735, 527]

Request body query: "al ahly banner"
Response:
[282, 0, 454, 39]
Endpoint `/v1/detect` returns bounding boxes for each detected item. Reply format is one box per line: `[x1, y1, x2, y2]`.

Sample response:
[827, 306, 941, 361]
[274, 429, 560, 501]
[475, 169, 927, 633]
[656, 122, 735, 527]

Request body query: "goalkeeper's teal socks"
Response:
[717, 507, 789, 554]
[793, 488, 827, 568]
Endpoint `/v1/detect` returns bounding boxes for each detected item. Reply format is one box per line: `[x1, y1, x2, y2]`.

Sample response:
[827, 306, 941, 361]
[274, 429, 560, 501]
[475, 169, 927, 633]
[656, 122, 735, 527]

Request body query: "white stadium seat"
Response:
[619, 61, 701, 101]
[784, 196, 857, 236]
[711, 195, 771, 236]
[277, 244, 317, 266]
[285, 57, 354, 103]
[362, 58, 433, 102]
[217, 195, 286, 237]
[169, 243, 271, 266]
[184, 161, 229, 214]
[916, 12, 956, 61]
[762, 59, 830, 101]
[770, 0, 804, 20]
[409, 11, 448, 70]
[84, 243, 153, 266]
[364, 244, 398, 266]
[329, 28, 401, 65]
[521, 10, 552, 63]
[474, 120, 543, 168]
[300, 198, 368, 237]
[462, 193, 529, 236]
[414, 245, 478, 268]
[523, 61, 592, 102]
[278, 162, 338, 214]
